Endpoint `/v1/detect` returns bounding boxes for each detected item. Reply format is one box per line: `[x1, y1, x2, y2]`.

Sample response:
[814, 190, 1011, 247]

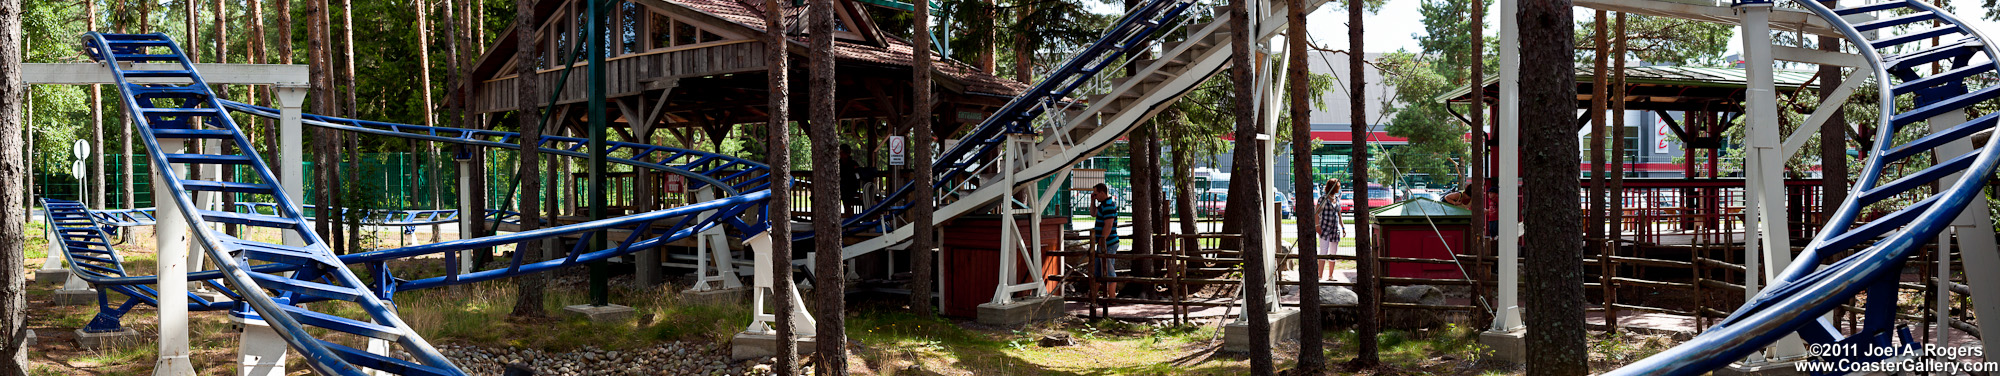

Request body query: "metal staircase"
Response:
[85, 32, 463, 376]
[837, 0, 1325, 259]
[1609, 1, 2000, 374]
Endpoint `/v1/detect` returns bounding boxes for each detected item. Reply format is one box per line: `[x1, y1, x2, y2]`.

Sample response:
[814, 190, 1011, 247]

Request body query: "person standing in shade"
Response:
[1314, 179, 1343, 281]
[1091, 183, 1121, 295]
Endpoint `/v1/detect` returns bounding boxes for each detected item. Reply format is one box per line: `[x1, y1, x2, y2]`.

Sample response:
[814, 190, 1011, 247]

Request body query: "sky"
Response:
[1291, 0, 2000, 57]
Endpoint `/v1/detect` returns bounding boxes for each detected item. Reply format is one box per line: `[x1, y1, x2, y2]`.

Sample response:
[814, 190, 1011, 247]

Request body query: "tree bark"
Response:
[1607, 12, 1627, 331]
[310, 0, 335, 250]
[1587, 10, 1606, 248]
[1466, 0, 1488, 327]
[1, 0, 30, 370]
[340, 0, 360, 255]
[809, 0, 847, 369]
[1520, 0, 1586, 374]
[1348, 0, 1379, 369]
[1817, 0, 1847, 228]
[764, 0, 797, 373]
[511, 0, 547, 318]
[910, 0, 937, 317]
[1286, 0, 1321, 368]
[88, 0, 103, 210]
[186, 0, 198, 63]
[1227, 0, 1270, 372]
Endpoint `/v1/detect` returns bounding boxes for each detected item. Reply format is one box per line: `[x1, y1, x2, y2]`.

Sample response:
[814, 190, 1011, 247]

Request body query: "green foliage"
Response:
[1573, 13, 1733, 66]
[1375, 51, 1469, 182]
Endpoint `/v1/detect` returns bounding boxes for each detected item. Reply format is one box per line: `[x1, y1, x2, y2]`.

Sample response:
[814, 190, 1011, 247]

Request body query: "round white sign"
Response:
[72, 161, 87, 180]
[73, 139, 90, 159]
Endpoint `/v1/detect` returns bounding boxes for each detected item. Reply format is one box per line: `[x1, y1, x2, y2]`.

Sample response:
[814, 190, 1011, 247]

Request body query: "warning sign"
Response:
[888, 135, 907, 166]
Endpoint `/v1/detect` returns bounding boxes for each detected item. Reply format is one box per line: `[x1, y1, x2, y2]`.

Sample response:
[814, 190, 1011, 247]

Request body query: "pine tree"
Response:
[763, 0, 798, 372]
[1520, 0, 1587, 374]
[1348, 0, 1379, 369]
[511, 0, 548, 318]
[0, 0, 29, 370]
[1228, 0, 1270, 372]
[1286, 0, 1323, 369]
[909, 0, 936, 318]
[808, 0, 847, 370]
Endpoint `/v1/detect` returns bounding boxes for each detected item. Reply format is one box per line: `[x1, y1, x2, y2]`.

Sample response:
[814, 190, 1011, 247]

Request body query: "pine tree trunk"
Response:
[341, 0, 360, 255]
[310, 0, 335, 250]
[1465, 0, 1488, 327]
[1586, 10, 1606, 253]
[808, 0, 846, 370]
[186, 0, 198, 63]
[763, 0, 798, 371]
[1348, 0, 1379, 368]
[511, 0, 547, 318]
[123, 5, 135, 211]
[1520, 0, 1586, 374]
[1227, 0, 1270, 371]
[1, 0, 31, 369]
[1286, 0, 1321, 368]
[88, 0, 103, 210]
[910, 0, 936, 318]
[1172, 143, 1197, 266]
[1817, 0, 1847, 227]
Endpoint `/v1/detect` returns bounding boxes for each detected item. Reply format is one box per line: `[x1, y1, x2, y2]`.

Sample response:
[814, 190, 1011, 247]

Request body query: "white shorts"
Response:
[1317, 236, 1341, 256]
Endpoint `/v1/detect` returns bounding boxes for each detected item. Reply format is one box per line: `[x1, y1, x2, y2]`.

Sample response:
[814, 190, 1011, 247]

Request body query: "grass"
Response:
[847, 310, 1276, 375]
[384, 279, 751, 351]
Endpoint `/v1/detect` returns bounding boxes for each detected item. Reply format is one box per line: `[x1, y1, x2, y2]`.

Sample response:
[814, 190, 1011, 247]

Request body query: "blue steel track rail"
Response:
[84, 31, 464, 376]
[39, 198, 236, 333]
[837, 0, 1202, 236]
[1607, 1, 2000, 375]
[77, 32, 781, 376]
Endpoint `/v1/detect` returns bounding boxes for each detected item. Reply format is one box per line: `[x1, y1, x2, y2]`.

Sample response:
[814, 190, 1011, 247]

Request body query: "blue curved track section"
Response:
[78, 32, 775, 376]
[1608, 2, 2000, 375]
[837, 0, 1201, 236]
[84, 32, 465, 376]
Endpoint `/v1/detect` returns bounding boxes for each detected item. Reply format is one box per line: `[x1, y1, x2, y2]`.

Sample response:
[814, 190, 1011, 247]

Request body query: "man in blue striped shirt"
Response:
[1091, 184, 1121, 286]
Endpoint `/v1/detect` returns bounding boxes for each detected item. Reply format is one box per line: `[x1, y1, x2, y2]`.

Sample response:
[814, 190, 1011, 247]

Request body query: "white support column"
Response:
[276, 85, 308, 247]
[692, 187, 742, 291]
[742, 233, 817, 336]
[1491, 0, 1523, 333]
[233, 315, 286, 376]
[1923, 107, 2000, 358]
[1739, 1, 1808, 365]
[1258, 50, 1283, 314]
[456, 158, 476, 272]
[992, 135, 1021, 305]
[153, 139, 196, 376]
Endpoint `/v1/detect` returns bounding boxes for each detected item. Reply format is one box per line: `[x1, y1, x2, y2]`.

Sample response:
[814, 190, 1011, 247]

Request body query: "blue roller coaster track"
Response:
[63, 0, 1205, 369]
[1608, 1, 2000, 375]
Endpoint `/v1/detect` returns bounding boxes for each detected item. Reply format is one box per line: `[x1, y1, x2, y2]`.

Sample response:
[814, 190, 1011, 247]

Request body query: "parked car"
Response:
[1274, 191, 1295, 219]
[1196, 189, 1228, 217]
[1336, 185, 1395, 213]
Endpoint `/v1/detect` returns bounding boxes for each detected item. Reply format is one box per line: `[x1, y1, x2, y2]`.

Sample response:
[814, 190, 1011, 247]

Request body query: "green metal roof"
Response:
[1435, 65, 1822, 104]
[1370, 197, 1473, 218]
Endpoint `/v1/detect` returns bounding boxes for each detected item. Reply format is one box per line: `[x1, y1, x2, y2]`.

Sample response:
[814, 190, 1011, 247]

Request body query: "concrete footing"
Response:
[975, 296, 1065, 327]
[1223, 308, 1300, 353]
[35, 269, 68, 286]
[191, 289, 231, 303]
[1714, 358, 1806, 376]
[23, 330, 33, 347]
[75, 328, 142, 349]
[54, 288, 98, 306]
[680, 287, 748, 306]
[1478, 329, 1526, 366]
[730, 332, 817, 361]
[562, 304, 636, 322]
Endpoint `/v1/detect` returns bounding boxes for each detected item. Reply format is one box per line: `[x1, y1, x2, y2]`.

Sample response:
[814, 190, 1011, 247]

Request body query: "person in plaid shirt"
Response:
[1314, 179, 1343, 281]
